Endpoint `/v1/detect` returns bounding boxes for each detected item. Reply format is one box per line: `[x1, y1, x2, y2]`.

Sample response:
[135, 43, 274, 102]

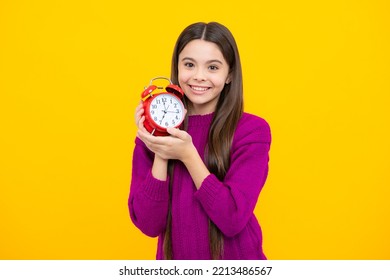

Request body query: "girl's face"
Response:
[178, 39, 231, 115]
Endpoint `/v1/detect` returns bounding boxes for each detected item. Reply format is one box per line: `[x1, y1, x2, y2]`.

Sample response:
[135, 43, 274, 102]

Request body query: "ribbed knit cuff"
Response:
[194, 174, 220, 209]
[142, 171, 170, 201]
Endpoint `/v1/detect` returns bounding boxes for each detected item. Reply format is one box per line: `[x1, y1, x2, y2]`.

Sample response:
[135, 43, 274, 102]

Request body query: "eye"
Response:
[184, 62, 194, 68]
[209, 65, 219, 71]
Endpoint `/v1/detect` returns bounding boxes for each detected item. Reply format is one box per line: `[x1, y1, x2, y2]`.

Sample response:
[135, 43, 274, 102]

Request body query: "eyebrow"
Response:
[181, 57, 224, 65]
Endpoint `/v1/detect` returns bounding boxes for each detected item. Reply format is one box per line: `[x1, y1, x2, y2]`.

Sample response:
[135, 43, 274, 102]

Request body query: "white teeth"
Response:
[191, 86, 208, 91]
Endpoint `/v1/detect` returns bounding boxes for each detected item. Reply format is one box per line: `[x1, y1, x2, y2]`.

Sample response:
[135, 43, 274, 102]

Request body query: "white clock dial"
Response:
[149, 93, 184, 128]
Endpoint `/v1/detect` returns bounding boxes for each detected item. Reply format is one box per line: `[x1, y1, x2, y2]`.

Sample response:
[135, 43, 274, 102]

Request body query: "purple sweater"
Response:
[128, 112, 271, 259]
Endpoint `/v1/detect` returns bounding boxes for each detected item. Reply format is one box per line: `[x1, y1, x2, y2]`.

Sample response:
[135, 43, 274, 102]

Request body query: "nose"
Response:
[193, 68, 206, 81]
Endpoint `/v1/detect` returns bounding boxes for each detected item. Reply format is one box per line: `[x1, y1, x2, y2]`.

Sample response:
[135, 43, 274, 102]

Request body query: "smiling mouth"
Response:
[190, 85, 210, 92]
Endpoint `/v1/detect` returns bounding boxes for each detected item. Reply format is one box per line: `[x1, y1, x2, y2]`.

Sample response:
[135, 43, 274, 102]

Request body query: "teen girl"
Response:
[129, 22, 271, 259]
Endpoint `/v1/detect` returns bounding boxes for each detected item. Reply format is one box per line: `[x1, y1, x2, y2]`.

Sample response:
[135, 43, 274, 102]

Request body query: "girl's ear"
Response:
[225, 74, 232, 84]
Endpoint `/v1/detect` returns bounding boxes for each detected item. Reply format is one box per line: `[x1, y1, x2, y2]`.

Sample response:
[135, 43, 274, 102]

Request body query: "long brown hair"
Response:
[164, 22, 243, 259]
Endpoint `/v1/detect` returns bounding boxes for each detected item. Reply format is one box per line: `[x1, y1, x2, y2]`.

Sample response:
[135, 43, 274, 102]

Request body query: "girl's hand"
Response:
[137, 121, 196, 162]
[135, 101, 145, 130]
[135, 100, 151, 140]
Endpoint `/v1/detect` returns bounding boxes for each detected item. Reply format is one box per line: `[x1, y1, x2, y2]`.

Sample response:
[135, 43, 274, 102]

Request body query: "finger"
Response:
[137, 122, 162, 143]
[137, 128, 155, 147]
[137, 116, 148, 132]
[135, 106, 144, 124]
[137, 130, 167, 154]
[136, 106, 144, 115]
[136, 100, 144, 108]
[136, 127, 149, 141]
[167, 127, 186, 139]
[135, 102, 144, 115]
[139, 130, 171, 147]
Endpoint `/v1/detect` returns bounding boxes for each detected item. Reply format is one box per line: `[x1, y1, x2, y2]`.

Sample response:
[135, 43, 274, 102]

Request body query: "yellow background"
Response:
[1, 0, 389, 259]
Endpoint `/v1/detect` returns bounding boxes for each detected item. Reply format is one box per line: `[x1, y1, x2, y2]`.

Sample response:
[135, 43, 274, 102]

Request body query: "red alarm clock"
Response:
[141, 77, 185, 136]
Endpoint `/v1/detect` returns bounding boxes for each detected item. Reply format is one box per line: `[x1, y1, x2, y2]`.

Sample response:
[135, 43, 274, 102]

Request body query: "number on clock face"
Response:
[149, 93, 184, 128]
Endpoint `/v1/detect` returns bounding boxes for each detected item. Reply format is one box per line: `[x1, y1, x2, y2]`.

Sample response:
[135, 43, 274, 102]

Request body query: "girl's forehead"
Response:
[179, 39, 225, 62]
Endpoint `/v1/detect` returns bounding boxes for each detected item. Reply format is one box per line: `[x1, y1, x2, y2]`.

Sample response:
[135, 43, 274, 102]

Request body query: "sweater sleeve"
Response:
[193, 115, 271, 237]
[128, 137, 169, 237]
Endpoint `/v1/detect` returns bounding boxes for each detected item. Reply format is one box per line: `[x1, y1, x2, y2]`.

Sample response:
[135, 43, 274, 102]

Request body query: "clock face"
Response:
[148, 93, 185, 129]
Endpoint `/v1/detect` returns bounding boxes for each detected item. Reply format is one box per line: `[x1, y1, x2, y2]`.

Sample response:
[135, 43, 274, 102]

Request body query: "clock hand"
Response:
[163, 100, 167, 111]
[161, 105, 170, 114]
[159, 108, 168, 124]
[158, 116, 165, 125]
